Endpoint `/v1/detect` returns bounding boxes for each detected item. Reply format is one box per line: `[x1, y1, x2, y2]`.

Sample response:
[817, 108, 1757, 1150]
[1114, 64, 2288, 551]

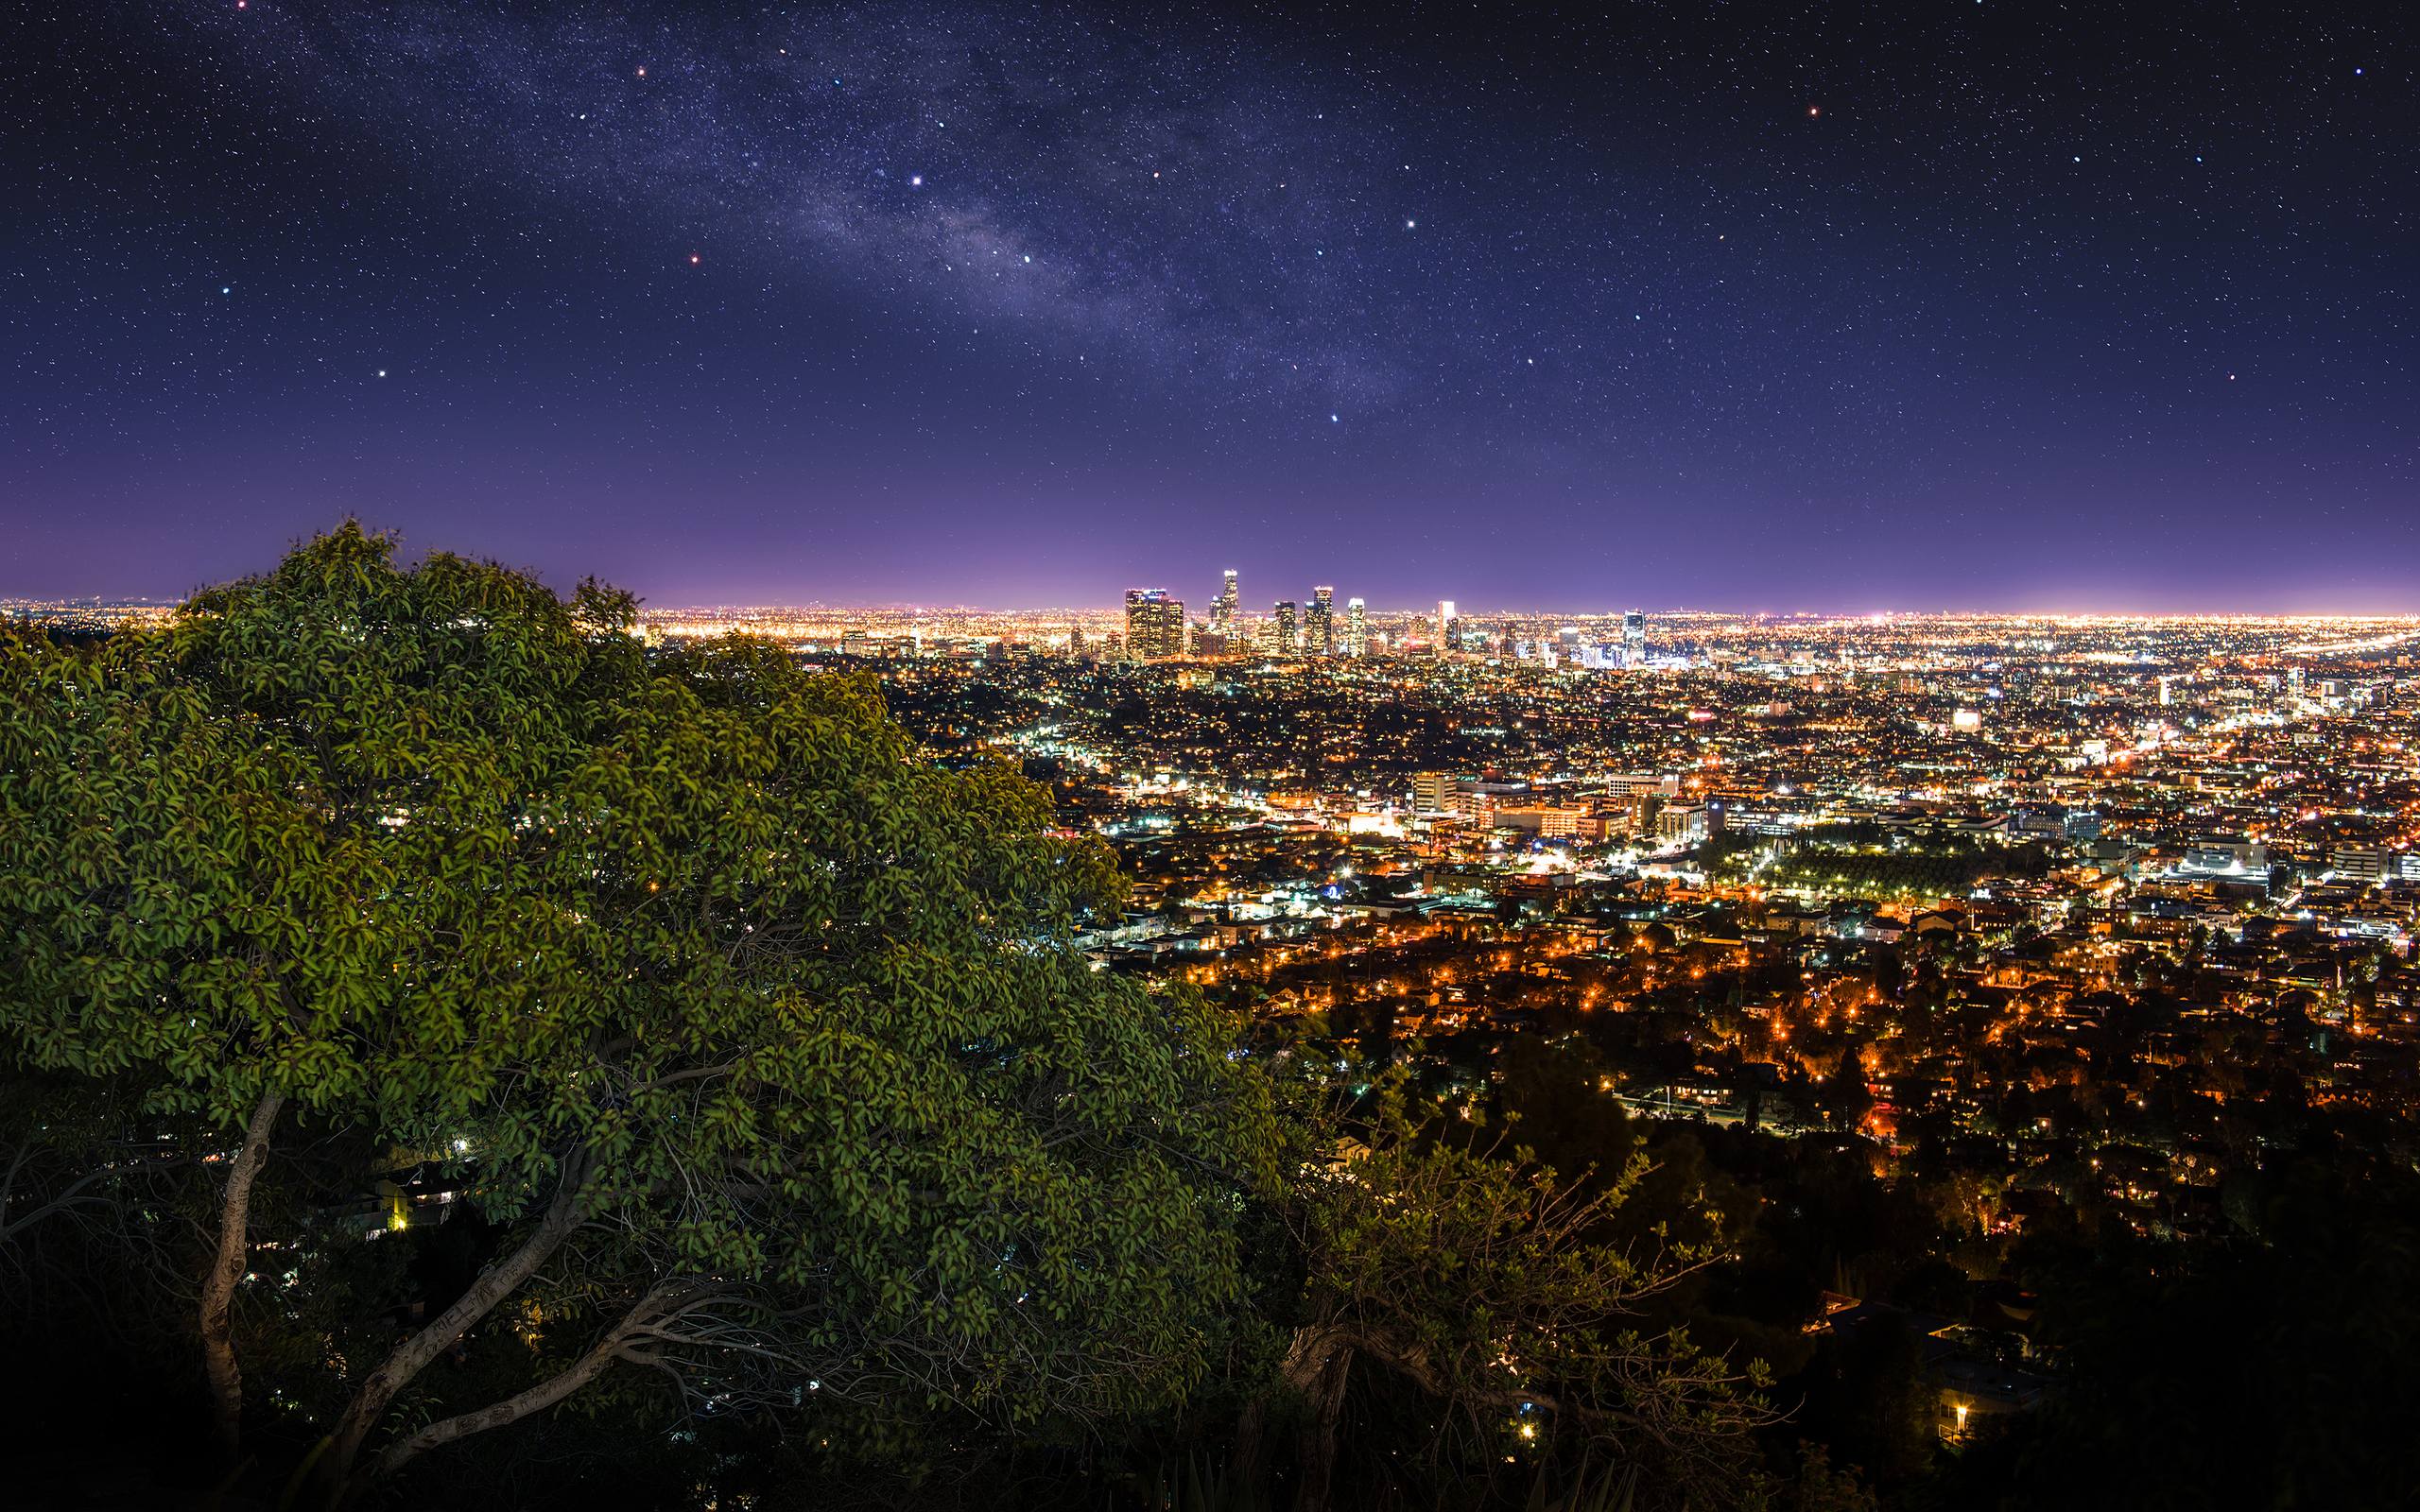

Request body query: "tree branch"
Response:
[201, 1089, 284, 1465]
[324, 1143, 596, 1492]
[372, 1282, 680, 1480]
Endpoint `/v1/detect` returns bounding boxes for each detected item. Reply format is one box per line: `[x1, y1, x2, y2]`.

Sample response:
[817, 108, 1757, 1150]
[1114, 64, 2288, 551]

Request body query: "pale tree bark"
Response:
[366, 1282, 683, 1485]
[201, 1090, 283, 1464]
[322, 1146, 594, 1495]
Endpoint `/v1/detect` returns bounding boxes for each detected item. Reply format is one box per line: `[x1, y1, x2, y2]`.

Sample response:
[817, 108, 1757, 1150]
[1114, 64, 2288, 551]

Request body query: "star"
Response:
[27, 0, 2404, 613]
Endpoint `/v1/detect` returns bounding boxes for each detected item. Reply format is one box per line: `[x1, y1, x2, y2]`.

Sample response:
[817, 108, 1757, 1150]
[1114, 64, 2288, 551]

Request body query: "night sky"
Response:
[8, 2, 2414, 611]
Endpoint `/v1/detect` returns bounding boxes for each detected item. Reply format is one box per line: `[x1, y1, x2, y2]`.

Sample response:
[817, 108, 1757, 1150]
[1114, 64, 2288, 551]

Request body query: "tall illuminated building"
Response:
[1124, 588, 1186, 662]
[1212, 569, 1238, 637]
[1344, 596, 1368, 657]
[1270, 599, 1301, 653]
[1306, 585, 1335, 655]
[1623, 609, 1646, 663]
[1436, 599, 1458, 653]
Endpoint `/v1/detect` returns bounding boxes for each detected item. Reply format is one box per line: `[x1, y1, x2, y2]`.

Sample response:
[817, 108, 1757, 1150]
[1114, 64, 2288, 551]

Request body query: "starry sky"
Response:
[7, 1, 2415, 611]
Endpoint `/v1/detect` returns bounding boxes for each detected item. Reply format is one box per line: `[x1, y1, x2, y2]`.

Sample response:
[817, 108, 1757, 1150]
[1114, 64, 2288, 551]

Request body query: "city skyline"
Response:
[21, 575, 2420, 623]
[17, 576, 2420, 622]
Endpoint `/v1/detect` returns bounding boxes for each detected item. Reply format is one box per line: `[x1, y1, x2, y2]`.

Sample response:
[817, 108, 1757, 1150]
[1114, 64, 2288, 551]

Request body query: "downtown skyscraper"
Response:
[1211, 569, 1238, 638]
[1124, 588, 1186, 661]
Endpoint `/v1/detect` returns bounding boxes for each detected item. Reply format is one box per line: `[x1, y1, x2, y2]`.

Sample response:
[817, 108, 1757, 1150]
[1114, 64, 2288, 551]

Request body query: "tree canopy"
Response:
[0, 525, 1278, 1495]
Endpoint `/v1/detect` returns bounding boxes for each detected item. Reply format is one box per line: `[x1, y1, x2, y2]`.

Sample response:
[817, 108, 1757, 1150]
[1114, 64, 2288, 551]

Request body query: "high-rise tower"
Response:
[1124, 588, 1186, 661]
[1212, 569, 1238, 637]
[1345, 596, 1368, 657]
[1307, 585, 1336, 655]
[1270, 599, 1300, 654]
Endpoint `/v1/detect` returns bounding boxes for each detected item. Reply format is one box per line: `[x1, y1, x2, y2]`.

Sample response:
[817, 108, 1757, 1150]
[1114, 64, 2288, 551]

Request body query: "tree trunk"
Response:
[1293, 1340, 1355, 1512]
[201, 1090, 283, 1465]
[1235, 1325, 1355, 1511]
[321, 1146, 592, 1499]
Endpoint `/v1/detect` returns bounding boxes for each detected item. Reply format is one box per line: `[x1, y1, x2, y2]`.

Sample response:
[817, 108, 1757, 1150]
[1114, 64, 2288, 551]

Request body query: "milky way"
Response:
[6, 1, 2414, 610]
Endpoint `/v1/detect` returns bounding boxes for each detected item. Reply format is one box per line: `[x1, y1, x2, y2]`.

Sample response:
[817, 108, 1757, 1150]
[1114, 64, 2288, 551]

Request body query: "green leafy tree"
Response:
[338, 638, 1279, 1496]
[2, 524, 631, 1459]
[0, 526, 1279, 1498]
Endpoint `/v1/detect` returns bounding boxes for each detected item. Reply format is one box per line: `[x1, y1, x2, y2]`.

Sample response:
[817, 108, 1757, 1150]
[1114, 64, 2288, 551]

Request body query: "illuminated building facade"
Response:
[1124, 588, 1187, 661]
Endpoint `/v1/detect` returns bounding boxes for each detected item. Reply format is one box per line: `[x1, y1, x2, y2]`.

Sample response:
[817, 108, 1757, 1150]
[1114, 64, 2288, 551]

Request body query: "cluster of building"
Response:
[1129, 573, 1389, 660]
[0, 597, 176, 636]
[858, 607, 2420, 1440]
[618, 574, 1667, 667]
[1126, 571, 1655, 667]
[856, 611, 2420, 1035]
